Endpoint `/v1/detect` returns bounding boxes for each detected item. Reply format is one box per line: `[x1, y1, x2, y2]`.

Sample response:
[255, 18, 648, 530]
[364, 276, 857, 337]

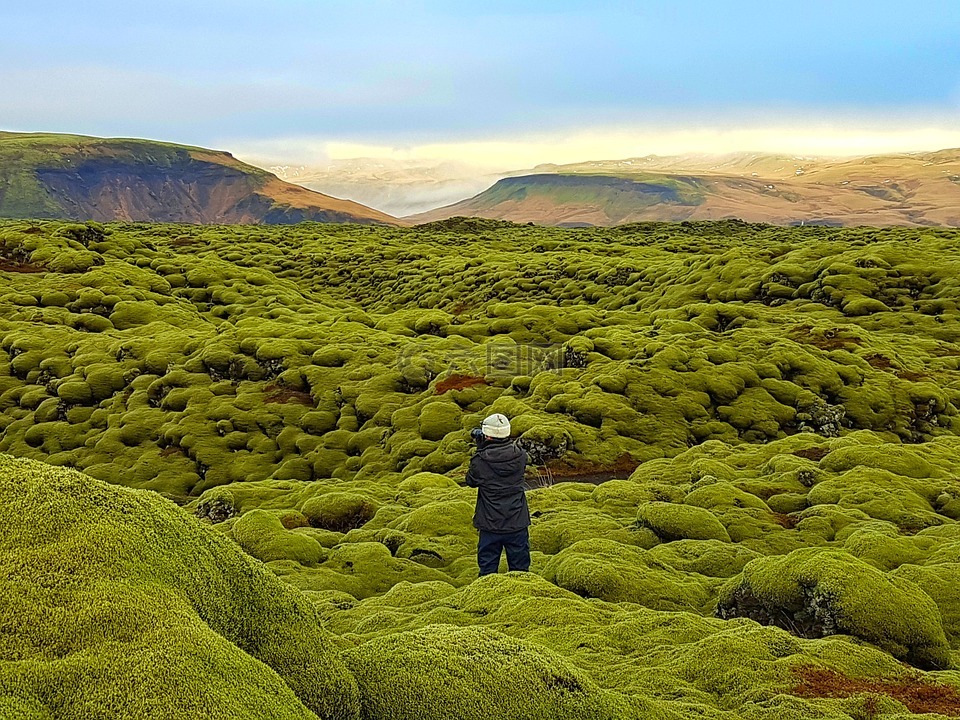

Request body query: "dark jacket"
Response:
[465, 438, 530, 533]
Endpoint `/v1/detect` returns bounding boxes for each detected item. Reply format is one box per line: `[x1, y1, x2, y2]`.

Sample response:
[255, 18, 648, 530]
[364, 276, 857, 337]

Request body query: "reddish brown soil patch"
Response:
[792, 667, 960, 716]
[160, 446, 184, 458]
[771, 512, 799, 529]
[793, 447, 831, 462]
[435, 374, 489, 394]
[864, 353, 892, 369]
[264, 383, 314, 406]
[543, 454, 639, 483]
[450, 301, 475, 315]
[897, 370, 930, 381]
[171, 236, 204, 247]
[0, 259, 45, 273]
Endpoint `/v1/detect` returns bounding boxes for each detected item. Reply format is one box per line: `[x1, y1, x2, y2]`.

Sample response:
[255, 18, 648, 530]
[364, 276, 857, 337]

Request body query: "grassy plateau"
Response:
[3, 217, 960, 718]
[0, 132, 396, 225]
[410, 149, 960, 227]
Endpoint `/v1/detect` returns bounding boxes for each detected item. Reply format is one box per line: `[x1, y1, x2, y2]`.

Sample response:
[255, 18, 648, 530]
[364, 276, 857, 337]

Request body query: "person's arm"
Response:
[465, 456, 482, 487]
[516, 445, 531, 491]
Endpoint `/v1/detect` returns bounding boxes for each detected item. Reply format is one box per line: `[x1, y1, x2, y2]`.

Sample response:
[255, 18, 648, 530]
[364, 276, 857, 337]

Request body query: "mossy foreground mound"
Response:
[0, 454, 358, 720]
[345, 624, 636, 720]
[718, 548, 952, 669]
[325, 573, 960, 720]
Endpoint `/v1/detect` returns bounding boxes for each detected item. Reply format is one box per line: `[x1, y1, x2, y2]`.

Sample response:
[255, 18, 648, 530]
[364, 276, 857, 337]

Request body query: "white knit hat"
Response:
[481, 413, 511, 438]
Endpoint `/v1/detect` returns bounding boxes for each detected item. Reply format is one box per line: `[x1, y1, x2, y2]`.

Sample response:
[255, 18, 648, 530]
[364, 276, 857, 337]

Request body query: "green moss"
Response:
[717, 548, 952, 670]
[7, 220, 960, 715]
[543, 538, 718, 612]
[417, 400, 463, 442]
[807, 467, 946, 531]
[532, 508, 656, 557]
[286, 542, 451, 600]
[636, 502, 731, 542]
[841, 525, 931, 571]
[766, 492, 809, 514]
[0, 454, 358, 719]
[646, 539, 763, 578]
[232, 509, 326, 565]
[820, 445, 943, 479]
[344, 624, 638, 720]
[397, 472, 460, 493]
[39, 290, 70, 307]
[195, 485, 237, 524]
[892, 563, 960, 648]
[301, 492, 379, 533]
[383, 500, 477, 569]
[56, 380, 92, 405]
[356, 580, 458, 609]
[17, 387, 50, 410]
[684, 481, 769, 511]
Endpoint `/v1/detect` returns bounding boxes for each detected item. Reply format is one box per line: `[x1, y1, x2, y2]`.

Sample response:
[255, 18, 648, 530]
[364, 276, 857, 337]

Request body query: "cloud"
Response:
[226, 117, 960, 171]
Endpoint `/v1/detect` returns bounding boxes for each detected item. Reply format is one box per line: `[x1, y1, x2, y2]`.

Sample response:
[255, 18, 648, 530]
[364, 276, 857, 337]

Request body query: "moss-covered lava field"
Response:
[5, 217, 960, 718]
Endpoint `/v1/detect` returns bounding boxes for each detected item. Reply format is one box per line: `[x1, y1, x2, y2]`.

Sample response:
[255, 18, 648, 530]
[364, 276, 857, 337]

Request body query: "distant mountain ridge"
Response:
[0, 132, 397, 225]
[408, 149, 960, 226]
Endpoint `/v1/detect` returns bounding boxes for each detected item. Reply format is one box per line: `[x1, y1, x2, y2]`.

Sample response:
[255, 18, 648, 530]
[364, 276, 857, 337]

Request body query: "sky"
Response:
[3, 0, 960, 169]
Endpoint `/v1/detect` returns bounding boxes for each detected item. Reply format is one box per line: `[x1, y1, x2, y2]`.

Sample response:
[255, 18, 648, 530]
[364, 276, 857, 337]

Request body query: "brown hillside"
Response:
[0, 132, 399, 225]
[408, 149, 960, 227]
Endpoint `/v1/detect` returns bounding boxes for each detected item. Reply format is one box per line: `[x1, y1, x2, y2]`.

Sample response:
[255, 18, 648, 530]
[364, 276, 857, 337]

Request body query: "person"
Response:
[465, 413, 530, 575]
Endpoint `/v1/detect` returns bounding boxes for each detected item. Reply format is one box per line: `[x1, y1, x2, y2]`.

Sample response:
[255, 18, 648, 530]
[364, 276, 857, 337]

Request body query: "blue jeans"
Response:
[477, 528, 530, 575]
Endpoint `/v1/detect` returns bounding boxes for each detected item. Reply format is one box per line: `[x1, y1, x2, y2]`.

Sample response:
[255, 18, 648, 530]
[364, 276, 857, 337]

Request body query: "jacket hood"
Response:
[479, 440, 526, 476]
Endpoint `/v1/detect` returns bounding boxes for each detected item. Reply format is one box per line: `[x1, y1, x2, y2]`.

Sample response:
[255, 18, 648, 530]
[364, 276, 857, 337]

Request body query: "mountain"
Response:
[0, 132, 397, 225]
[268, 157, 510, 217]
[407, 149, 960, 227]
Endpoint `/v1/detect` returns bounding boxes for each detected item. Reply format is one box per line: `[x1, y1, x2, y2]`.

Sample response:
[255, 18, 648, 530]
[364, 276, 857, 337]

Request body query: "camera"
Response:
[470, 428, 485, 446]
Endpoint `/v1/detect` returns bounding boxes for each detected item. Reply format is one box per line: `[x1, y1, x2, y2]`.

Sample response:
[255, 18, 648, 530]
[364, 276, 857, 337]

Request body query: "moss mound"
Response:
[232, 508, 326, 565]
[343, 624, 637, 720]
[543, 538, 718, 611]
[636, 501, 731, 542]
[0, 454, 359, 719]
[717, 547, 952, 670]
[302, 492, 379, 532]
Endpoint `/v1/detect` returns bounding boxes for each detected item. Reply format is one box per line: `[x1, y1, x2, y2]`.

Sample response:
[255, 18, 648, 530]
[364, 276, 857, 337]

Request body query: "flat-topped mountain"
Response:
[0, 132, 398, 225]
[408, 149, 960, 226]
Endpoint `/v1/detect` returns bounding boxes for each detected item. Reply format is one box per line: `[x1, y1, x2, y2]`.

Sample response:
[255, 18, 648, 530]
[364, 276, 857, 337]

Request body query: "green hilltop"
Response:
[471, 173, 705, 217]
[0, 131, 397, 225]
[410, 149, 960, 227]
[3, 218, 960, 717]
[0, 132, 256, 219]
